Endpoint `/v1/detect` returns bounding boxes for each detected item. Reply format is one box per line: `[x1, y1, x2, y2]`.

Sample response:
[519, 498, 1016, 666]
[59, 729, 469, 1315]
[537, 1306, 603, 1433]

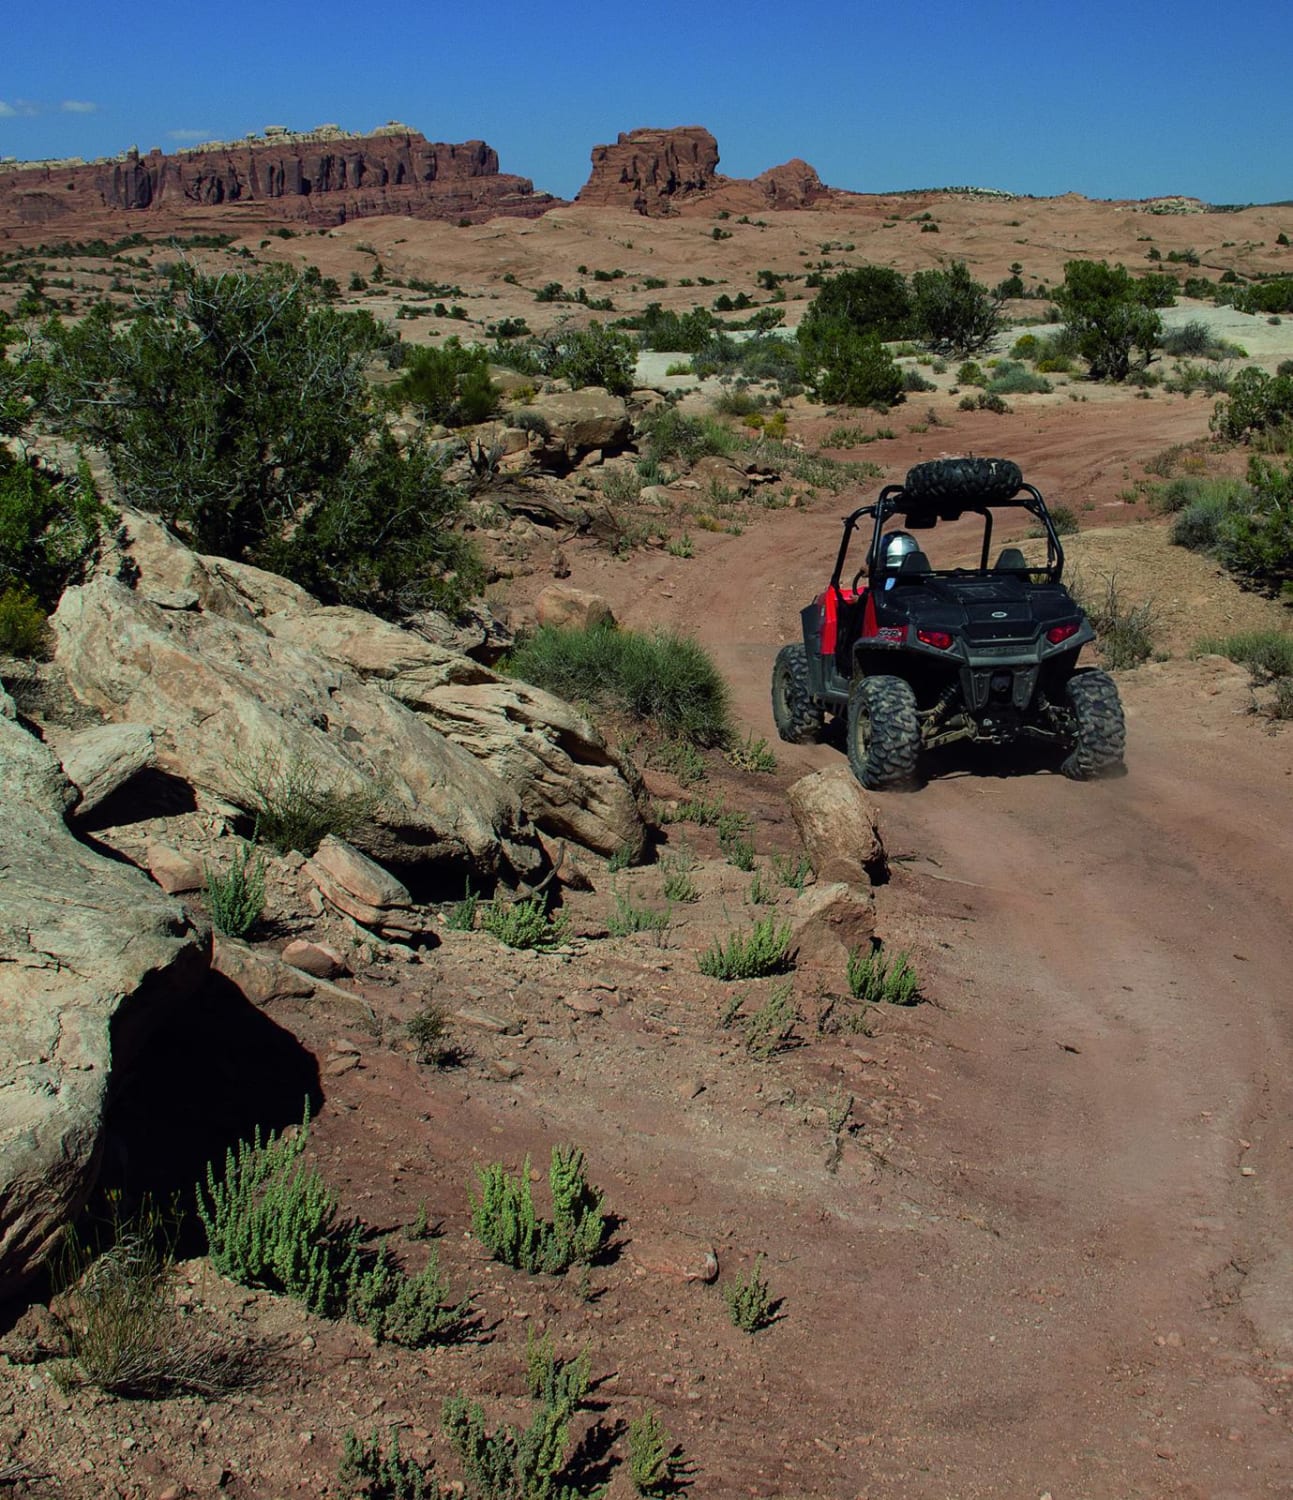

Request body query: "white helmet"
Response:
[880, 531, 919, 568]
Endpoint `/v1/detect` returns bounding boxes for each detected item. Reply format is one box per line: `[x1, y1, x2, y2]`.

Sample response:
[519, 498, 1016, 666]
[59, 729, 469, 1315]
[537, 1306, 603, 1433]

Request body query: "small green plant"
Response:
[1194, 629, 1293, 680]
[654, 737, 708, 787]
[443, 1389, 583, 1500]
[719, 819, 756, 872]
[846, 943, 919, 1005]
[407, 1002, 459, 1067]
[525, 1327, 592, 1413]
[656, 794, 726, 826]
[446, 882, 481, 930]
[607, 842, 635, 872]
[724, 1254, 776, 1332]
[747, 867, 775, 906]
[481, 896, 570, 950]
[470, 1146, 607, 1274]
[665, 532, 695, 559]
[699, 916, 793, 980]
[628, 1409, 679, 1497]
[771, 853, 812, 892]
[743, 980, 797, 1059]
[204, 841, 266, 939]
[608, 890, 671, 938]
[338, 1427, 436, 1499]
[661, 849, 701, 903]
[723, 731, 777, 773]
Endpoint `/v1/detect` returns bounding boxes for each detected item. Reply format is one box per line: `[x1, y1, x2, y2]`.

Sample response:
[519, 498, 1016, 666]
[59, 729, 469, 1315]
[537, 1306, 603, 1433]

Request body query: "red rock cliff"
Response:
[0, 126, 561, 237]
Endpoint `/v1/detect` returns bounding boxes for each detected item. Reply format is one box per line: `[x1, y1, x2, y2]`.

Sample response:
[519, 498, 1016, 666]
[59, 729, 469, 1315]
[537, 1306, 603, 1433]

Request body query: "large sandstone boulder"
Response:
[51, 577, 542, 882]
[267, 606, 646, 859]
[518, 389, 630, 460]
[788, 768, 888, 886]
[0, 690, 207, 1297]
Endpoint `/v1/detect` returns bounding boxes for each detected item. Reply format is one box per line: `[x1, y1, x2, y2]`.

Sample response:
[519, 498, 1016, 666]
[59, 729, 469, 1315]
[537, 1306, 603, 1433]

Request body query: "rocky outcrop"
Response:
[0, 125, 562, 236]
[0, 689, 206, 1297]
[264, 605, 646, 860]
[576, 127, 721, 214]
[575, 128, 833, 217]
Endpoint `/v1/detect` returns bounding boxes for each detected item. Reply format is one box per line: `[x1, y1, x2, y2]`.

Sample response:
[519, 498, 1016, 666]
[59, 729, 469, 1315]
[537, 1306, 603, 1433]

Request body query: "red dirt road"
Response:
[583, 403, 1293, 1494]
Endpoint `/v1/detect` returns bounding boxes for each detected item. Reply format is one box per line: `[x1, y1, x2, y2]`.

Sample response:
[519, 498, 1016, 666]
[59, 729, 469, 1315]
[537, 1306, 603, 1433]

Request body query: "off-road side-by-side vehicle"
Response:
[771, 457, 1126, 788]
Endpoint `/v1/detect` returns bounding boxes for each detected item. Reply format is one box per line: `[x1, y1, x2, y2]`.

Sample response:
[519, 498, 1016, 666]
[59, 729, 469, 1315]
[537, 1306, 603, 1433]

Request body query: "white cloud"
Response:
[0, 102, 16, 118]
[61, 100, 99, 114]
[168, 128, 212, 142]
[0, 100, 40, 118]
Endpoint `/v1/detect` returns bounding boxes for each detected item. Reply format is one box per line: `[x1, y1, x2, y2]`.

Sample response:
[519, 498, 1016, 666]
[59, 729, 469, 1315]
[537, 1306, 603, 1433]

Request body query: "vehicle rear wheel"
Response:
[847, 675, 921, 790]
[904, 457, 1023, 504]
[1060, 669, 1126, 779]
[771, 644, 825, 744]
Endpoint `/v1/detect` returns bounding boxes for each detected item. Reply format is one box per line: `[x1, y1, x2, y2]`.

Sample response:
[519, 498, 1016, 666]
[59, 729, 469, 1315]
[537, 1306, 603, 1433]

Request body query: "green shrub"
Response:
[628, 1409, 678, 1498]
[910, 261, 1002, 356]
[637, 405, 734, 464]
[198, 1109, 469, 1343]
[1168, 458, 1293, 591]
[799, 328, 903, 407]
[902, 366, 937, 393]
[1054, 260, 1162, 381]
[505, 624, 731, 747]
[1046, 504, 1080, 535]
[204, 841, 266, 939]
[725, 1254, 775, 1332]
[338, 1428, 436, 1499]
[33, 269, 475, 621]
[1194, 629, 1293, 680]
[743, 981, 797, 1058]
[724, 730, 777, 773]
[0, 450, 108, 610]
[699, 916, 793, 980]
[391, 337, 498, 426]
[525, 1328, 592, 1414]
[470, 1146, 607, 1274]
[407, 1003, 459, 1068]
[480, 896, 570, 950]
[0, 584, 48, 657]
[846, 944, 919, 1005]
[446, 883, 481, 930]
[443, 1391, 582, 1500]
[771, 853, 812, 892]
[661, 850, 700, 903]
[1210, 367, 1293, 443]
[987, 360, 1053, 396]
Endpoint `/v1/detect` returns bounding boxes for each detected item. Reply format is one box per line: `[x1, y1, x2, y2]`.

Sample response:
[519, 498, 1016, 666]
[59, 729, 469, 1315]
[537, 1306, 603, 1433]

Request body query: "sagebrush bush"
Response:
[1194, 629, 1293, 680]
[391, 337, 498, 426]
[505, 623, 731, 747]
[987, 360, 1053, 396]
[1082, 575, 1156, 669]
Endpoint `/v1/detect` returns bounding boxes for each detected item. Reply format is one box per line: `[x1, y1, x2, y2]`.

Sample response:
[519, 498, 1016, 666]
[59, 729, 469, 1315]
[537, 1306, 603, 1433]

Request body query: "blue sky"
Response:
[3, 0, 1290, 205]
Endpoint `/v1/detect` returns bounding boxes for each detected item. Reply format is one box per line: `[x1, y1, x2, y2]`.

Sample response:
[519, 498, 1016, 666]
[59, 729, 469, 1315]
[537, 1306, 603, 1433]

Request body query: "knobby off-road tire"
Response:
[1060, 669, 1126, 779]
[904, 457, 1023, 505]
[847, 675, 921, 790]
[771, 643, 826, 744]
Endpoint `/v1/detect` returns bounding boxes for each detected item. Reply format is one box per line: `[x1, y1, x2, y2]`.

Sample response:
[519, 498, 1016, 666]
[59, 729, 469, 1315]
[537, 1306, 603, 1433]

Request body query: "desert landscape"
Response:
[2, 121, 1293, 1500]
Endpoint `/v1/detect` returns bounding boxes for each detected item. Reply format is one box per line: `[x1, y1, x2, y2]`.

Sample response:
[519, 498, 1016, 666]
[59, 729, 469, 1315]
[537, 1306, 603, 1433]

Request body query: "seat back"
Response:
[897, 550, 932, 577]
[994, 547, 1027, 571]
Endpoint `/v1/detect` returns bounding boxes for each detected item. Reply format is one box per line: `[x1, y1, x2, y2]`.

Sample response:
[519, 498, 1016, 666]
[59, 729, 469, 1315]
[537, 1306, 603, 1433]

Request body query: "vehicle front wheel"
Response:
[771, 643, 826, 744]
[1060, 669, 1126, 779]
[847, 675, 921, 790]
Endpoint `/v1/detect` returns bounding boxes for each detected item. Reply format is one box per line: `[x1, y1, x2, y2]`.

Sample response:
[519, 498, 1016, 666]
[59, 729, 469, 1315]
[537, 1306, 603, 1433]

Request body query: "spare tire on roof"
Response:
[904, 457, 1023, 503]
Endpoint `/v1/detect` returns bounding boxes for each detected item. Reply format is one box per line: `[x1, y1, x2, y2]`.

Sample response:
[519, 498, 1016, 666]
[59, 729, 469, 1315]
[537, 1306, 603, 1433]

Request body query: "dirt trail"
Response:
[575, 405, 1293, 1493]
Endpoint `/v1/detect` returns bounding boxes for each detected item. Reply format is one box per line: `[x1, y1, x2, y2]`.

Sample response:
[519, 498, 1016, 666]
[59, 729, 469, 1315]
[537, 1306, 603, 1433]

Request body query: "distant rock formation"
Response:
[0, 124, 562, 238]
[574, 126, 831, 216]
[576, 127, 722, 213]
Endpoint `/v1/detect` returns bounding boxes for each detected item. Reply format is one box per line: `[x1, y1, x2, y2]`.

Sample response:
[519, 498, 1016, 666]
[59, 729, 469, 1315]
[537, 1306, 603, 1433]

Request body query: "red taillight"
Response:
[1046, 621, 1080, 645]
[917, 628, 953, 650]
